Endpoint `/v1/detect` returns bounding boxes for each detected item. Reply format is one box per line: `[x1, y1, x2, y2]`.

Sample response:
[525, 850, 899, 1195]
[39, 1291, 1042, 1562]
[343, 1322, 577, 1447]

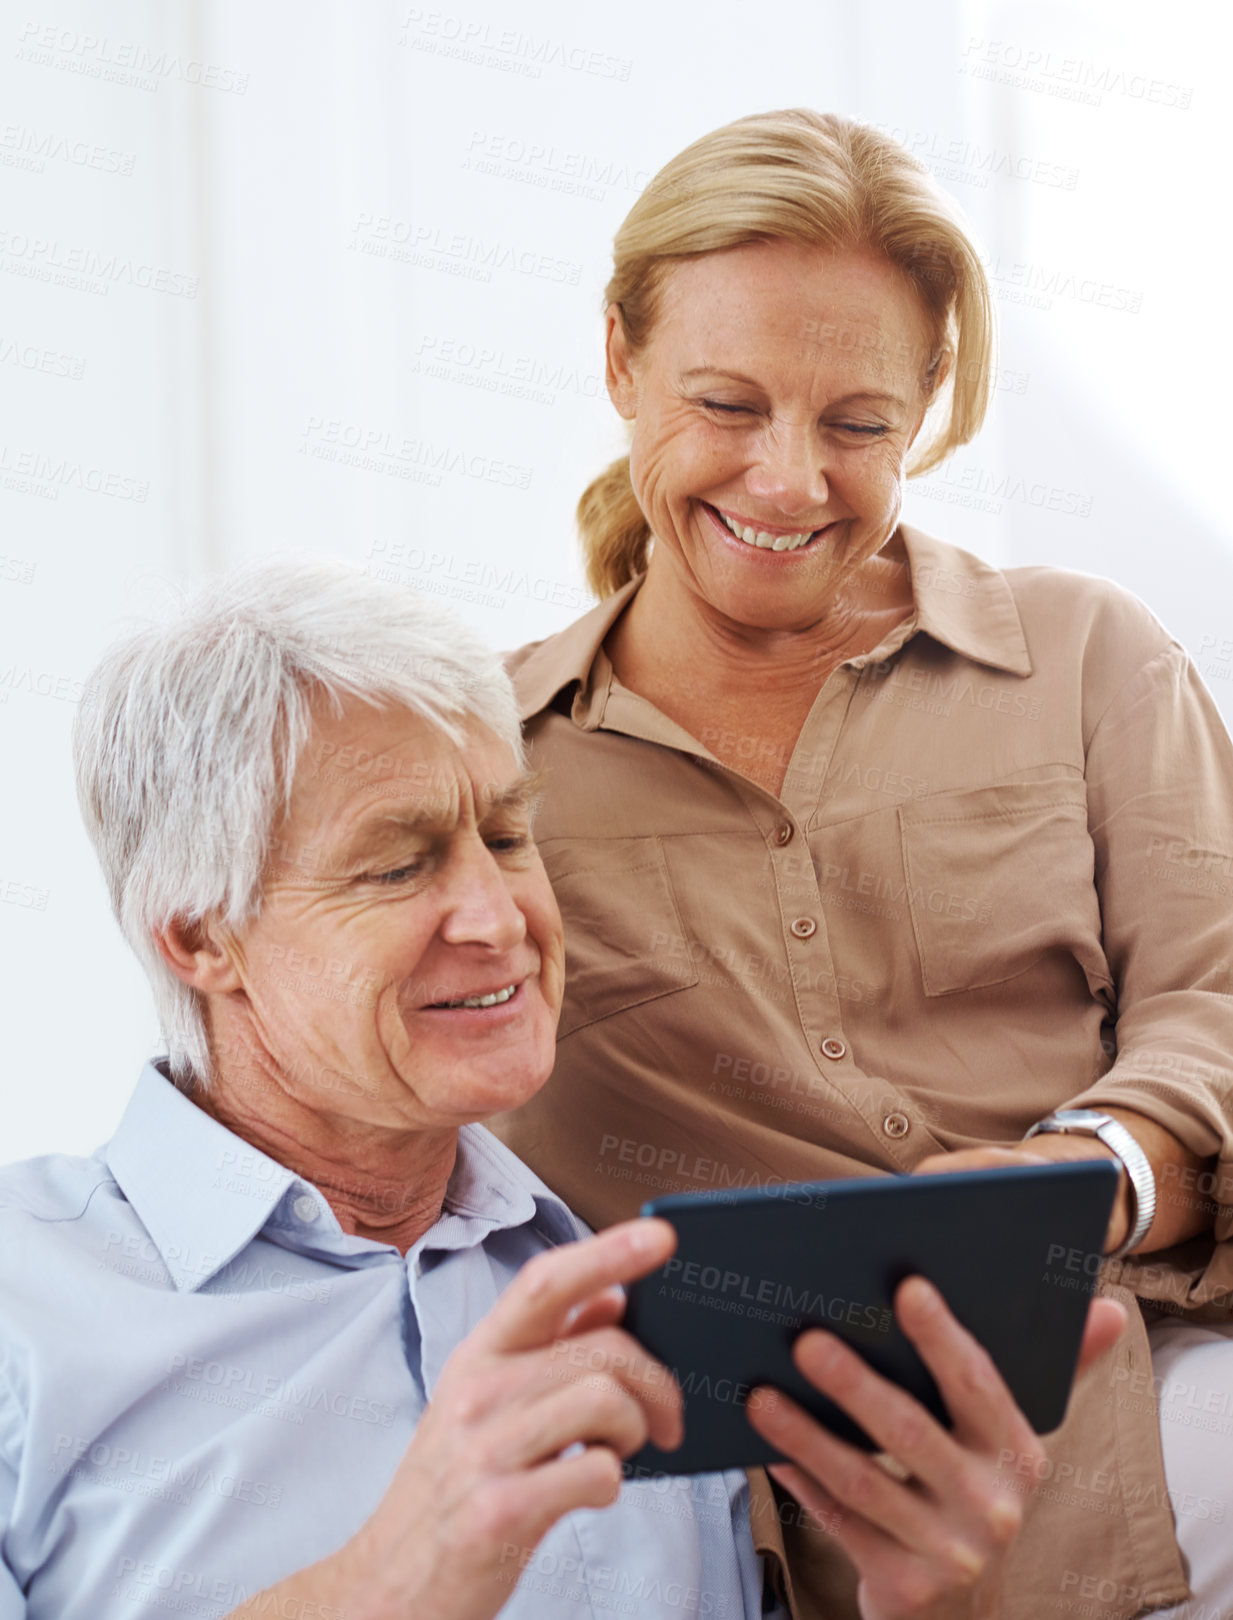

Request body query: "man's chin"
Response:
[462, 1060, 556, 1125]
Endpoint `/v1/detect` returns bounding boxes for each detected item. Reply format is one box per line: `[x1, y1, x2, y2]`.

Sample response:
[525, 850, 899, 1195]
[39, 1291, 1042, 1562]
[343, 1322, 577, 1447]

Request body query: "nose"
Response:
[439, 835, 527, 953]
[744, 418, 829, 517]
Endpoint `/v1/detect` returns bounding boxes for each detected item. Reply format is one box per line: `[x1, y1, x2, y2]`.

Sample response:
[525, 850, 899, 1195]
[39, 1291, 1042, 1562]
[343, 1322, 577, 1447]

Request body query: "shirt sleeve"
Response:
[0, 1411, 26, 1619]
[1065, 639, 1233, 1311]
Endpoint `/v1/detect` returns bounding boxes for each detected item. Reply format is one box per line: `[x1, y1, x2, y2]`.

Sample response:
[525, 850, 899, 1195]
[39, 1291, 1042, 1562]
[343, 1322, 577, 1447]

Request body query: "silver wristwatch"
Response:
[1023, 1109, 1156, 1260]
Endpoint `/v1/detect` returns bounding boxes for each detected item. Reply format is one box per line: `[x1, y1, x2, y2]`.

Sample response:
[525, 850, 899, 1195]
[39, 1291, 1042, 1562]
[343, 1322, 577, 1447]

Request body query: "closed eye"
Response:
[485, 833, 532, 856]
[701, 399, 755, 415]
[834, 422, 889, 437]
[367, 862, 427, 886]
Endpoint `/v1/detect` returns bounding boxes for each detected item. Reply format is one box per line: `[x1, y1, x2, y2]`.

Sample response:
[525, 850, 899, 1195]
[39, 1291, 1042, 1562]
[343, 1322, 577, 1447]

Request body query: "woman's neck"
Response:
[606, 540, 914, 721]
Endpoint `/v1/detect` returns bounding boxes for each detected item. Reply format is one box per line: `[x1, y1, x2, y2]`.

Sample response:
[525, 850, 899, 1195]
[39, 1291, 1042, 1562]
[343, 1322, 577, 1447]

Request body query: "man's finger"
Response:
[749, 1384, 940, 1559]
[473, 1219, 676, 1354]
[562, 1285, 628, 1339]
[766, 1460, 936, 1589]
[475, 1448, 625, 1591]
[1075, 1297, 1127, 1374]
[485, 1376, 659, 1469]
[504, 1446, 625, 1554]
[541, 1325, 683, 1451]
[891, 1277, 1041, 1465]
[783, 1325, 975, 1503]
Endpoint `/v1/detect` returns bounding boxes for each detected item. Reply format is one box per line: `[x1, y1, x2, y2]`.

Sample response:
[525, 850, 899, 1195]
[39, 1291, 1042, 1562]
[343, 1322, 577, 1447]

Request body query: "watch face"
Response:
[1051, 1110, 1109, 1130]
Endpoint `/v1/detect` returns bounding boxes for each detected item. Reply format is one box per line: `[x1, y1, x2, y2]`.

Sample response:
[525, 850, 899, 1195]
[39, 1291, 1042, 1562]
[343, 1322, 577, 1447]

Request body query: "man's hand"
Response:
[747, 1279, 1126, 1620]
[221, 1218, 682, 1620]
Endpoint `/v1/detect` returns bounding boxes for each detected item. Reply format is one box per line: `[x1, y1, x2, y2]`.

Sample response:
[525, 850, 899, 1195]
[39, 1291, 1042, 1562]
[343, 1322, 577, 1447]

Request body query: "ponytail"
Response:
[576, 455, 652, 598]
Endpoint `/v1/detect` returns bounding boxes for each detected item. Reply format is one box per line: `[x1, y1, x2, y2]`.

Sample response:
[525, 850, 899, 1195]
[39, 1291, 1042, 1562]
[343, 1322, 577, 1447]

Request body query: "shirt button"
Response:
[882, 1112, 911, 1139]
[790, 917, 817, 938]
[820, 1037, 847, 1061]
[292, 1193, 320, 1223]
[774, 824, 794, 846]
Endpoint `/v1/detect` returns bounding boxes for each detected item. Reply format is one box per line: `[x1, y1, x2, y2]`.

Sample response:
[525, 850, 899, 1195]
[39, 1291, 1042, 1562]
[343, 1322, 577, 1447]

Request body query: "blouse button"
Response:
[790, 917, 817, 938]
[882, 1112, 911, 1139]
[774, 824, 794, 846]
[820, 1037, 847, 1061]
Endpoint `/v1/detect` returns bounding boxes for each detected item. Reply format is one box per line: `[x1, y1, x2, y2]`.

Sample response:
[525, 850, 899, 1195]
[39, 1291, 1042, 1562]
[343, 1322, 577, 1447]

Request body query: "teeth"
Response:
[718, 510, 816, 551]
[442, 984, 517, 1009]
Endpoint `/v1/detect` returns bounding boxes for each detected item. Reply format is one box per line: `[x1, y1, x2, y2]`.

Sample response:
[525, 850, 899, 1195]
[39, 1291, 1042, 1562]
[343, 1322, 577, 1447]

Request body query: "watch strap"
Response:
[1024, 1111, 1156, 1259]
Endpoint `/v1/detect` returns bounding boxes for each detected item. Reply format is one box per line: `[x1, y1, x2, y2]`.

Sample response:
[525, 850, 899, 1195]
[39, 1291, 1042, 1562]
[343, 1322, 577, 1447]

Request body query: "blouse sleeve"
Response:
[1065, 639, 1233, 1311]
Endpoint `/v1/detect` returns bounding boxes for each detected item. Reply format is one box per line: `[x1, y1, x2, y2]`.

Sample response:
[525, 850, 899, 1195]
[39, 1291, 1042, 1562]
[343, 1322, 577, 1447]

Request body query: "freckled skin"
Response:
[607, 241, 935, 647]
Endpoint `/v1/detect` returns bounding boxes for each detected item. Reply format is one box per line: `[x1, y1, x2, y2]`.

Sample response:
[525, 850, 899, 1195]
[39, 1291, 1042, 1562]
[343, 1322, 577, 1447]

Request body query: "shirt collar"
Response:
[511, 525, 1031, 726]
[511, 575, 641, 724]
[105, 1064, 583, 1293]
[106, 1062, 299, 1293]
[438, 1123, 585, 1251]
[899, 525, 1032, 677]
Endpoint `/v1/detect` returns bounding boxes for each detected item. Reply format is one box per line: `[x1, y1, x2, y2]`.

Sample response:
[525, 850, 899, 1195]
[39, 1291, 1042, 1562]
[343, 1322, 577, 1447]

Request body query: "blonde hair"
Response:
[580, 109, 995, 597]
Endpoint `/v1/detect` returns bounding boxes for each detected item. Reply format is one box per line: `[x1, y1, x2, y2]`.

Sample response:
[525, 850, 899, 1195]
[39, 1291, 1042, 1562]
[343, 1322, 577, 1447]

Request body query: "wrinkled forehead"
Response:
[271, 697, 531, 866]
[653, 242, 937, 393]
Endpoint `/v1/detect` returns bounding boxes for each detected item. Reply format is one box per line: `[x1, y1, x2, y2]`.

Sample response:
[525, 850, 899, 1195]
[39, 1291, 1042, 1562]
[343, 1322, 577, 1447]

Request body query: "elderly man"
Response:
[0, 562, 1121, 1620]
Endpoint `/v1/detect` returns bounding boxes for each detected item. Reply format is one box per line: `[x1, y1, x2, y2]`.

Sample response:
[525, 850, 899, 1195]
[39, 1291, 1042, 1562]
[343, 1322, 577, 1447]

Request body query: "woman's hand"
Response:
[747, 1278, 1127, 1620]
[913, 1105, 1221, 1256]
[912, 1140, 1133, 1253]
[220, 1218, 682, 1620]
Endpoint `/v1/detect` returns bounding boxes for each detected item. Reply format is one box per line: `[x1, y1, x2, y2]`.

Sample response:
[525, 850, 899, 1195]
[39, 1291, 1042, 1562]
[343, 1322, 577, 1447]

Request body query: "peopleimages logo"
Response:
[399, 10, 633, 81]
[662, 1255, 893, 1333]
[15, 22, 250, 93]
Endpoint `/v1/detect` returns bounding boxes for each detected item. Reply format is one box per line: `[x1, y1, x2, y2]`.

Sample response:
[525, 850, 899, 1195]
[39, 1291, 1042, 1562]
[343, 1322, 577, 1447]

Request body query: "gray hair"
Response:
[73, 559, 523, 1091]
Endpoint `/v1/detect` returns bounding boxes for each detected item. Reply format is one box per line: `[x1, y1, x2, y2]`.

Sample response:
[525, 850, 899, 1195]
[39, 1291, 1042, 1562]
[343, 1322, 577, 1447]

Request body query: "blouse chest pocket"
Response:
[538, 836, 700, 1039]
[897, 779, 1114, 998]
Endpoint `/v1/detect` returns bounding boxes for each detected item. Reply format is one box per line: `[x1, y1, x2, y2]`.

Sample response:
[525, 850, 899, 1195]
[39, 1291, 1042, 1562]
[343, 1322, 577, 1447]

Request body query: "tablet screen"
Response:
[622, 1161, 1118, 1476]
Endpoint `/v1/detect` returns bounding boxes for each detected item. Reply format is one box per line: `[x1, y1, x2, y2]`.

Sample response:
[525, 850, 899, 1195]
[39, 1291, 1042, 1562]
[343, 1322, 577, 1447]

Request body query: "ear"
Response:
[604, 303, 638, 421]
[928, 346, 954, 399]
[912, 347, 954, 442]
[153, 915, 243, 994]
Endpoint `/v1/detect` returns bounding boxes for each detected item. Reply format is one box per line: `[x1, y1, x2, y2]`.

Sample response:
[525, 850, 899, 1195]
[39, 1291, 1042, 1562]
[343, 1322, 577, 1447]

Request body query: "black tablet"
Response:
[622, 1161, 1118, 1476]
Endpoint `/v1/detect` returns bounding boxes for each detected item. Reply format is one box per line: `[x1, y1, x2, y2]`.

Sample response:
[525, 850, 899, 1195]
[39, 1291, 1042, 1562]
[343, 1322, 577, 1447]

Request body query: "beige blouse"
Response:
[491, 524, 1233, 1619]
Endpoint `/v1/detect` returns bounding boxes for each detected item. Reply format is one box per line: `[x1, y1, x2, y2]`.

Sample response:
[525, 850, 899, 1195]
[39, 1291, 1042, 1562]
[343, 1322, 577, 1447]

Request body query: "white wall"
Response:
[2, 0, 1229, 1162]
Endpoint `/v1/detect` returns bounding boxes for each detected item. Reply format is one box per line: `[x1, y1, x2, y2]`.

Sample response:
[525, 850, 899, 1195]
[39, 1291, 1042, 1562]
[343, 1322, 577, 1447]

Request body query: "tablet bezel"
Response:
[622, 1160, 1119, 1477]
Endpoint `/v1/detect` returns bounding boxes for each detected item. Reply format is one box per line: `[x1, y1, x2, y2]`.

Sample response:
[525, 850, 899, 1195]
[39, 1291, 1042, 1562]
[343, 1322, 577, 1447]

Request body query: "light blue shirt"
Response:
[0, 1063, 775, 1619]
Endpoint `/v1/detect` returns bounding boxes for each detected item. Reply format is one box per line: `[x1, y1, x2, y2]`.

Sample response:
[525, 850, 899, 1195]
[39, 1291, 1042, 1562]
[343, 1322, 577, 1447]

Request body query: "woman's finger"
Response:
[913, 1147, 1051, 1178]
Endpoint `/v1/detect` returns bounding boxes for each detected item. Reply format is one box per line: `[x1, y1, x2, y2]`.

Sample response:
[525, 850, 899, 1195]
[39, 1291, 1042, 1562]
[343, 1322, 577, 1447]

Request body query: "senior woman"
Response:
[489, 110, 1233, 1620]
[0, 560, 1101, 1620]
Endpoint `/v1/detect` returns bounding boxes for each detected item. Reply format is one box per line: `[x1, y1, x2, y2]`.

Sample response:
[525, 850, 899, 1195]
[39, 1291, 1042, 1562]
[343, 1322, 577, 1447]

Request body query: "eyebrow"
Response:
[678, 368, 907, 407]
[341, 765, 546, 859]
[481, 765, 547, 818]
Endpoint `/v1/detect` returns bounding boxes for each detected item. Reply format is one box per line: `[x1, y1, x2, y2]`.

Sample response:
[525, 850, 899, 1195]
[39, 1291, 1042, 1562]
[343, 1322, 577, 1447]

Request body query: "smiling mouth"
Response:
[704, 503, 829, 552]
[429, 982, 519, 1010]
